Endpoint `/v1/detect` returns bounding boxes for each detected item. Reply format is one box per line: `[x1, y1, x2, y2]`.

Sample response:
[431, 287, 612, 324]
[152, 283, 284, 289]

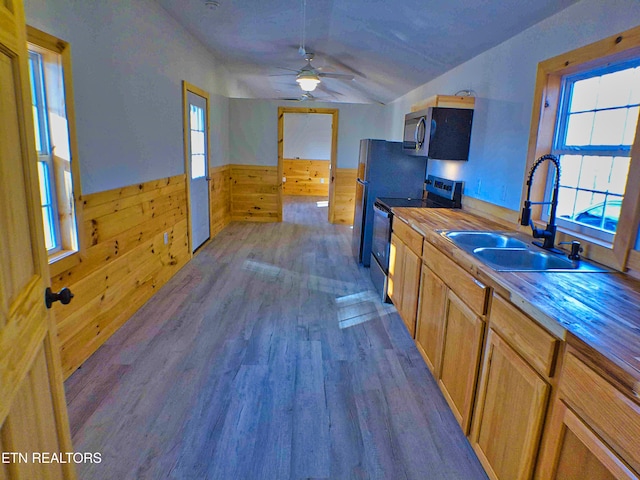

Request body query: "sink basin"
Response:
[441, 230, 609, 272]
[444, 231, 528, 250]
[472, 247, 608, 272]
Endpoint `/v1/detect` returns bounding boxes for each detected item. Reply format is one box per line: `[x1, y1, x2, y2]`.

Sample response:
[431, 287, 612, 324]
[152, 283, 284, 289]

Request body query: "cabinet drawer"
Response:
[423, 241, 489, 317]
[393, 217, 423, 256]
[490, 295, 559, 378]
[560, 352, 640, 474]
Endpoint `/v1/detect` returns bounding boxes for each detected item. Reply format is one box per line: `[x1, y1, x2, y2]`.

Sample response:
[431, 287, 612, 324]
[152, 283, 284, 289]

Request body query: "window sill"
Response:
[554, 227, 621, 270]
[555, 226, 613, 250]
[48, 249, 80, 277]
[528, 220, 620, 270]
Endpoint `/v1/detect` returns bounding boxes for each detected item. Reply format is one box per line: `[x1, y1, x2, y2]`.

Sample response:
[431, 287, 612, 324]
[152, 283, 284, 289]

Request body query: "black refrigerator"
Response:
[351, 139, 427, 266]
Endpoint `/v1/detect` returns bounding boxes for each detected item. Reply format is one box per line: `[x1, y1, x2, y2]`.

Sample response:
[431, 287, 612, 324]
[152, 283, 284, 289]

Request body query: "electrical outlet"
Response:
[163, 232, 169, 244]
[282, 176, 286, 183]
[320, 178, 325, 184]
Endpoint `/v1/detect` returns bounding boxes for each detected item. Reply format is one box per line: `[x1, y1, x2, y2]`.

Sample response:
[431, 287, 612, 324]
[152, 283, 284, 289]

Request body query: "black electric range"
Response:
[370, 175, 463, 302]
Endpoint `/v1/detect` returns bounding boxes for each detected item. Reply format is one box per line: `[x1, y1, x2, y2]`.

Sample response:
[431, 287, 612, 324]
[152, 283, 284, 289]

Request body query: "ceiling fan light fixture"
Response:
[296, 71, 320, 91]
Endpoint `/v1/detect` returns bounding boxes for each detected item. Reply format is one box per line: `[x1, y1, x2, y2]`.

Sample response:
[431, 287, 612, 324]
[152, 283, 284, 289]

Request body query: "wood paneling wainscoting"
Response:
[210, 165, 231, 237]
[53, 165, 357, 377]
[331, 168, 357, 225]
[51, 175, 190, 378]
[283, 158, 330, 196]
[230, 164, 281, 222]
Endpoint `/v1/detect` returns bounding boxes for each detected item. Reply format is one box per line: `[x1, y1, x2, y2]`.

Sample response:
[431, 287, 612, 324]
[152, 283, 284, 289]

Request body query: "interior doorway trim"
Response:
[182, 81, 212, 254]
[277, 106, 339, 222]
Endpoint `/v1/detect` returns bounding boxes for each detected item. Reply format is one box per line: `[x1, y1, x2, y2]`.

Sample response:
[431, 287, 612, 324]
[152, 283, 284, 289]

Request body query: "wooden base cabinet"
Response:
[417, 241, 490, 434]
[388, 220, 423, 337]
[469, 294, 561, 480]
[415, 266, 447, 374]
[540, 400, 637, 479]
[536, 351, 640, 479]
[399, 246, 421, 336]
[470, 330, 550, 480]
[438, 290, 485, 434]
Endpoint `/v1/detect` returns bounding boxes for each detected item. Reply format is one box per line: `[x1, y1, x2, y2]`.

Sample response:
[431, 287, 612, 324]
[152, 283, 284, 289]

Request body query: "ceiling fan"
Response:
[271, 0, 354, 92]
[274, 52, 355, 92]
[280, 92, 319, 102]
[271, 52, 355, 92]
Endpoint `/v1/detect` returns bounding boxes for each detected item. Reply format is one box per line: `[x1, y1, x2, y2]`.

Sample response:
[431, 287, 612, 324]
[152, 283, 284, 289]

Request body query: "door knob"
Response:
[45, 287, 74, 309]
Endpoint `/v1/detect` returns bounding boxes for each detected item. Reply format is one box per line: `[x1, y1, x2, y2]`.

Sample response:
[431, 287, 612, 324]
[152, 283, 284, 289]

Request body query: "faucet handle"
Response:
[559, 241, 582, 261]
[520, 201, 532, 226]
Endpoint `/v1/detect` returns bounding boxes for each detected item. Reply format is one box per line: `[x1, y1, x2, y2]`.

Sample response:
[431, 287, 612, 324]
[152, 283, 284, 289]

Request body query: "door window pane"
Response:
[191, 155, 206, 179]
[189, 103, 206, 179]
[191, 131, 205, 155]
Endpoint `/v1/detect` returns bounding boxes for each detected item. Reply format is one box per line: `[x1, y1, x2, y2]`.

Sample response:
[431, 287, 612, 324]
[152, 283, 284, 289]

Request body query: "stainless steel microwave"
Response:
[402, 107, 474, 160]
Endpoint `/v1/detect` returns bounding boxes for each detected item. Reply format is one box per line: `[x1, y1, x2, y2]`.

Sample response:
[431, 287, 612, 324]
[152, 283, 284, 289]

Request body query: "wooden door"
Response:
[470, 330, 550, 480]
[415, 266, 447, 375]
[0, 2, 75, 478]
[183, 84, 211, 252]
[400, 247, 421, 338]
[438, 290, 485, 434]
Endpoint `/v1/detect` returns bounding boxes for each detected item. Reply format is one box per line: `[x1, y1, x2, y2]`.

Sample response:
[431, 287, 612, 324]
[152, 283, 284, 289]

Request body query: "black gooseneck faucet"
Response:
[520, 154, 561, 251]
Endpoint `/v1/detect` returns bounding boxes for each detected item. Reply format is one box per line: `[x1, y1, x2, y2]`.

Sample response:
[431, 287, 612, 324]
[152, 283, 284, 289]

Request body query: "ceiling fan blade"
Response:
[316, 83, 342, 99]
[274, 66, 300, 72]
[269, 73, 297, 77]
[318, 72, 355, 80]
[345, 79, 386, 105]
[318, 52, 367, 79]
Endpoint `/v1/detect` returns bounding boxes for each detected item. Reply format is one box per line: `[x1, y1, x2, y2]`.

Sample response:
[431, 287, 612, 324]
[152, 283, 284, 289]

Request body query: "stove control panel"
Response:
[425, 175, 463, 202]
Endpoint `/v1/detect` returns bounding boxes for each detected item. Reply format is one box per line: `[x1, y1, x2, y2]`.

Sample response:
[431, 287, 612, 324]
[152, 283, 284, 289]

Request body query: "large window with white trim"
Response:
[551, 60, 640, 242]
[27, 27, 81, 262]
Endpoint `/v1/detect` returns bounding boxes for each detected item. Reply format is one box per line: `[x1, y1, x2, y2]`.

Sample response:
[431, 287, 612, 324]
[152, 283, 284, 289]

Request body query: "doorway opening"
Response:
[277, 107, 338, 223]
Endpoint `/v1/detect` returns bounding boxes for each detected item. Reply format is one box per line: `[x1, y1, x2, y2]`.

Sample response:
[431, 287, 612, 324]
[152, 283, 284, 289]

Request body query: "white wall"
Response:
[24, 0, 249, 194]
[229, 99, 389, 168]
[283, 114, 332, 160]
[387, 0, 640, 211]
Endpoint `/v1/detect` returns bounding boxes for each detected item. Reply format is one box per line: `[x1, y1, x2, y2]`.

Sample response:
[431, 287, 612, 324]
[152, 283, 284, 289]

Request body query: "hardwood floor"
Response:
[65, 196, 487, 480]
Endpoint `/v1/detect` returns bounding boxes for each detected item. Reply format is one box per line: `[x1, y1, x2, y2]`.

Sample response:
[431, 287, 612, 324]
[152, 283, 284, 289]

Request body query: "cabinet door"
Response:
[471, 330, 550, 480]
[388, 233, 404, 309]
[415, 266, 447, 375]
[438, 290, 485, 434]
[538, 400, 637, 480]
[400, 246, 421, 337]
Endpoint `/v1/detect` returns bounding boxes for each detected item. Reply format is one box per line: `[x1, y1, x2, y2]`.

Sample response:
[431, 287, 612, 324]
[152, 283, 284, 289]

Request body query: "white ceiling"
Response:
[156, 0, 580, 104]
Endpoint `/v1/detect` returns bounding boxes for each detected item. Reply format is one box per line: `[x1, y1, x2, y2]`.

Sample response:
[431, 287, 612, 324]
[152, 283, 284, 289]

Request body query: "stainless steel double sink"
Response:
[441, 231, 608, 272]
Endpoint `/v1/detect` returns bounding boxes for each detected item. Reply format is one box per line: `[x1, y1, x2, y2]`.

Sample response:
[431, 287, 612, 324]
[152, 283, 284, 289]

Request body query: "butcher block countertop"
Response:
[393, 207, 640, 401]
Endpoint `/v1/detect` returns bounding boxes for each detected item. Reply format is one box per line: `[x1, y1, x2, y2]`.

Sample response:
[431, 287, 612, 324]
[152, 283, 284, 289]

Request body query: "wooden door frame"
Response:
[277, 106, 339, 222]
[182, 81, 211, 254]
